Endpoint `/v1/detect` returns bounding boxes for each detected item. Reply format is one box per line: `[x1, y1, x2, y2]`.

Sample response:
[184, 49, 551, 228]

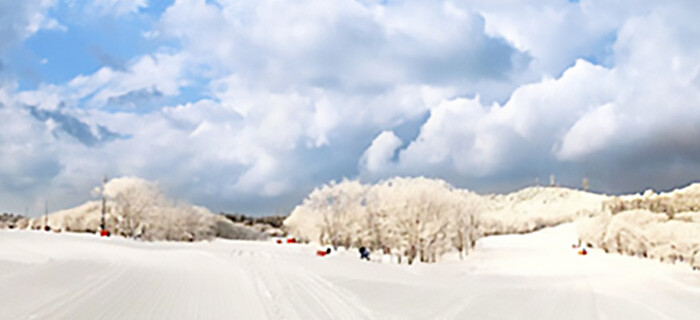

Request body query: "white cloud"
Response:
[4, 0, 700, 215]
[476, 0, 615, 76]
[360, 131, 402, 174]
[376, 3, 700, 192]
[556, 103, 619, 160]
[0, 102, 66, 213]
[157, 0, 525, 102]
[87, 0, 148, 17]
[0, 105, 58, 186]
[15, 52, 189, 110]
[0, 0, 61, 55]
[87, 53, 187, 106]
[392, 59, 613, 176]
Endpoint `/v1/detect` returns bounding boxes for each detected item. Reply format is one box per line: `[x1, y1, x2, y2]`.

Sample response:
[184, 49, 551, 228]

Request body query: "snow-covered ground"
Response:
[2, 224, 699, 320]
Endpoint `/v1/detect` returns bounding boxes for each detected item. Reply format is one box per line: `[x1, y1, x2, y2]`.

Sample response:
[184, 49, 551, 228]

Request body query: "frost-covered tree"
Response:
[316, 180, 367, 248]
[451, 204, 479, 259]
[100, 177, 226, 241]
[578, 183, 700, 270]
[285, 177, 483, 264]
[8, 176, 264, 242]
[284, 179, 369, 246]
[104, 177, 164, 238]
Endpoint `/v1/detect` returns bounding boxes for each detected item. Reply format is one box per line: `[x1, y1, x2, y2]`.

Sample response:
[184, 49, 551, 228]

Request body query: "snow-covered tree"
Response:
[6, 176, 265, 242]
[100, 177, 232, 241]
[285, 177, 483, 264]
[578, 183, 700, 270]
[369, 178, 458, 264]
[104, 177, 164, 238]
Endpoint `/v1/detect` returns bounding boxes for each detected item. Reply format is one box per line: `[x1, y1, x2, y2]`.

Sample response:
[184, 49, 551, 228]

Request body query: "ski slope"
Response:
[1, 224, 699, 320]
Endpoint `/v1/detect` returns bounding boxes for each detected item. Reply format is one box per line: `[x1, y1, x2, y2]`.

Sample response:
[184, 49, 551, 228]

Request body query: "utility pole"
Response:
[100, 175, 107, 232]
[43, 200, 50, 231]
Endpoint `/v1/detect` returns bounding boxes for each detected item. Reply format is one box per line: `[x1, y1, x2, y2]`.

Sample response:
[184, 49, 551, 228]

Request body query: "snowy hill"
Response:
[578, 183, 700, 270]
[284, 177, 609, 264]
[479, 186, 608, 235]
[16, 177, 265, 241]
[26, 200, 103, 232]
[285, 177, 700, 269]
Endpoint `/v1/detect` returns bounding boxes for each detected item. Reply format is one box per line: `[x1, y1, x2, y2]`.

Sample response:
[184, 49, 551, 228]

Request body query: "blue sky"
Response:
[1, 0, 699, 216]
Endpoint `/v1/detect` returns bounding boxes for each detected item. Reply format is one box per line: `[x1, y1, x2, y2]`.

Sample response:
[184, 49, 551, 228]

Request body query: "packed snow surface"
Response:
[2, 224, 699, 319]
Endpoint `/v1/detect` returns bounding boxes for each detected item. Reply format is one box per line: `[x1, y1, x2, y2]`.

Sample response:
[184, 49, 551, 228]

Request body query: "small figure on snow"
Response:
[359, 247, 370, 261]
[316, 247, 333, 257]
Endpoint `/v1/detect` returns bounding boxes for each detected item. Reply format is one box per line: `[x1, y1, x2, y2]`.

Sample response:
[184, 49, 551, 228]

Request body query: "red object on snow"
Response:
[316, 250, 327, 257]
[286, 238, 297, 244]
[578, 248, 587, 255]
[100, 229, 110, 237]
[276, 239, 283, 244]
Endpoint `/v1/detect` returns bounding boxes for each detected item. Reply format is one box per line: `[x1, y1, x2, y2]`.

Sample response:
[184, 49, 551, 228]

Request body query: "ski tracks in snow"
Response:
[3, 228, 700, 320]
[0, 239, 268, 319]
[225, 245, 375, 320]
[0, 260, 128, 320]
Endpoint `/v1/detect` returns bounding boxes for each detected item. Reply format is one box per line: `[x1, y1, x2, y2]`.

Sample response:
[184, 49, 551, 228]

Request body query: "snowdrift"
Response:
[284, 177, 605, 263]
[17, 177, 265, 242]
[578, 183, 700, 269]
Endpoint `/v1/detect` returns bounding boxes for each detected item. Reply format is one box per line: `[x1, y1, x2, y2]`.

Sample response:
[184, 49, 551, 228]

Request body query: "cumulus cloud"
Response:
[556, 103, 619, 161]
[388, 59, 613, 178]
[371, 3, 700, 193]
[0, 103, 61, 190]
[0, 101, 64, 216]
[2, 0, 700, 215]
[157, 0, 526, 101]
[3, 0, 526, 215]
[360, 130, 402, 175]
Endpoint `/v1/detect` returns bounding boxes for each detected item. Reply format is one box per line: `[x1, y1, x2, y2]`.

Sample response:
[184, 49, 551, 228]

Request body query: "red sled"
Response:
[316, 250, 327, 257]
[100, 230, 110, 237]
[286, 238, 297, 244]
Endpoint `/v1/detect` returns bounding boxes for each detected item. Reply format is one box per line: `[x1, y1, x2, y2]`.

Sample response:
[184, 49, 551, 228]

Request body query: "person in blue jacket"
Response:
[359, 247, 370, 261]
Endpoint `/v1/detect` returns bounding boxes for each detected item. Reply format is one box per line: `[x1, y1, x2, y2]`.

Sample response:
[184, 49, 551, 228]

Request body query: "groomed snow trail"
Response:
[1, 224, 699, 319]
